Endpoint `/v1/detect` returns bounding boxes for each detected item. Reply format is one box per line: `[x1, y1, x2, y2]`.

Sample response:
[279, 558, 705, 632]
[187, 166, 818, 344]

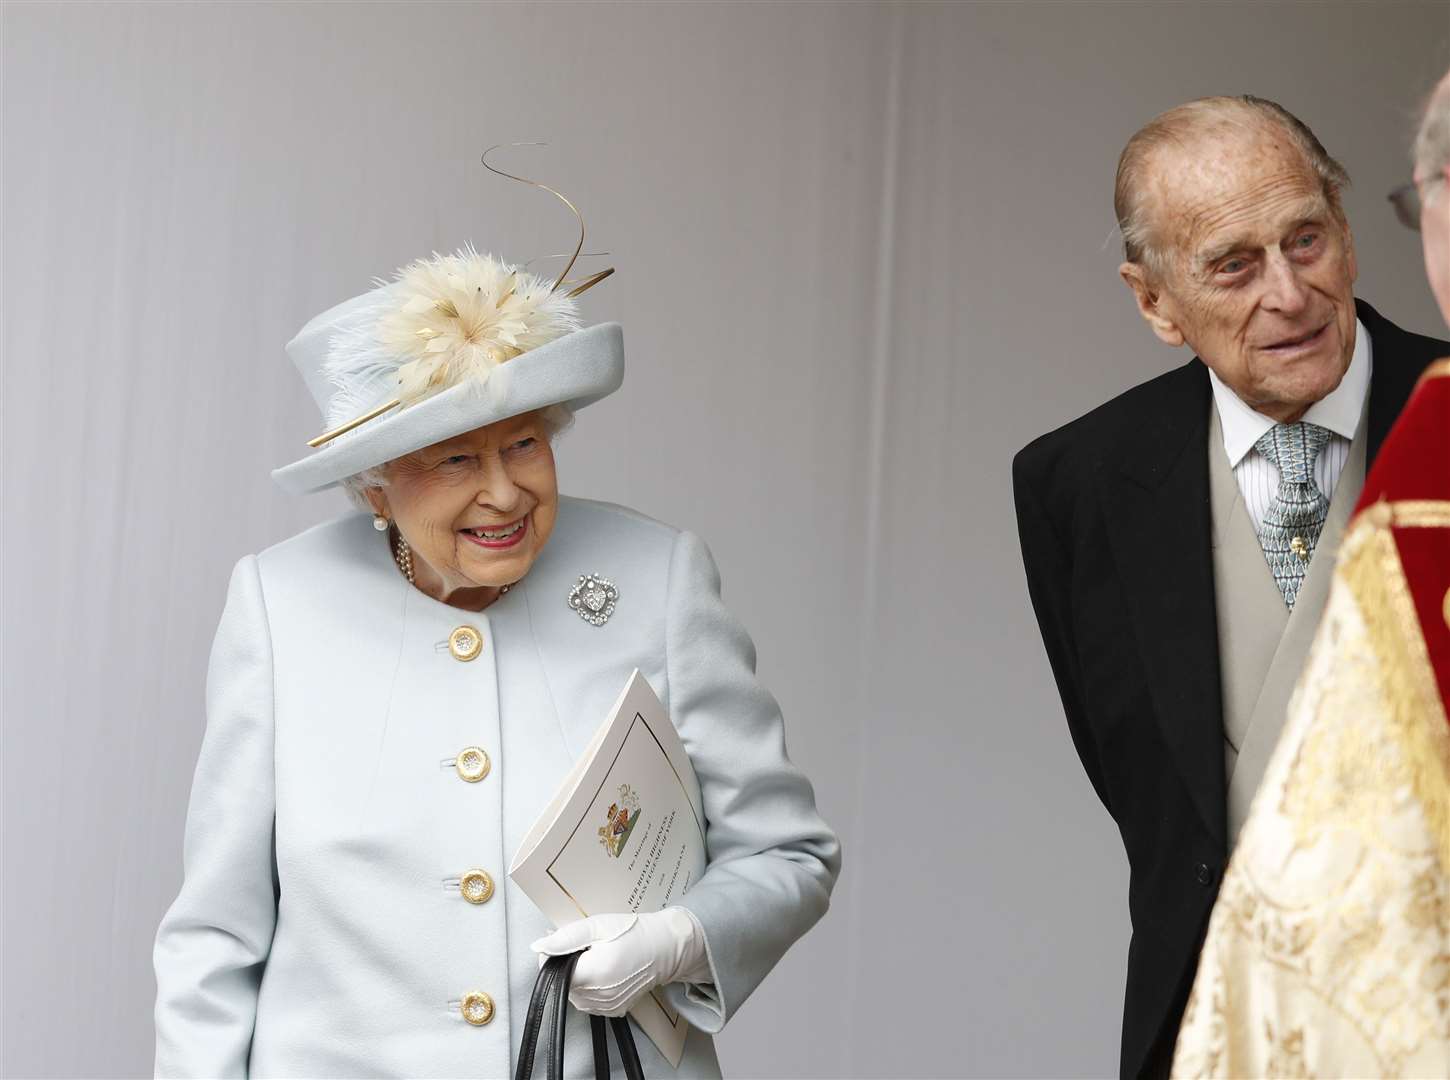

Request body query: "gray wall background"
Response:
[3, 2, 1446, 1077]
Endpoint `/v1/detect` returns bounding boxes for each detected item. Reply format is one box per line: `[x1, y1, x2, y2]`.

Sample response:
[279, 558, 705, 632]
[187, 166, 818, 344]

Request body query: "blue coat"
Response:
[154, 497, 841, 1077]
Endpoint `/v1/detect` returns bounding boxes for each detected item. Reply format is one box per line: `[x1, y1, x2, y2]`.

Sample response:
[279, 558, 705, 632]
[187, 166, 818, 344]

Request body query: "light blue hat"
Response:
[271, 248, 623, 495]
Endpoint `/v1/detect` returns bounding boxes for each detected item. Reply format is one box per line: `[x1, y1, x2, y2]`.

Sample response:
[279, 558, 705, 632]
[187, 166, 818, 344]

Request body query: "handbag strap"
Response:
[546, 951, 584, 1080]
[605, 1015, 645, 1080]
[590, 1014, 611, 1080]
[516, 951, 648, 1080]
[514, 956, 562, 1080]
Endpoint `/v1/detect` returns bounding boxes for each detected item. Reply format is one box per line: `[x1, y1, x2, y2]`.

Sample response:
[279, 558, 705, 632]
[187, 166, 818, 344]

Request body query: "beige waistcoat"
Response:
[1209, 402, 1368, 845]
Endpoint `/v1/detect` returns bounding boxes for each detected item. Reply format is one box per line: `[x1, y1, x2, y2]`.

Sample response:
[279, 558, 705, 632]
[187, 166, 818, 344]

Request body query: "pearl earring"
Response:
[373, 514, 389, 531]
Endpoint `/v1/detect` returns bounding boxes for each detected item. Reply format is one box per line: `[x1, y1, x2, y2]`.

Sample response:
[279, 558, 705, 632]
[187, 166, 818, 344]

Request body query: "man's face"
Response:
[1418, 160, 1450, 327]
[1121, 128, 1359, 423]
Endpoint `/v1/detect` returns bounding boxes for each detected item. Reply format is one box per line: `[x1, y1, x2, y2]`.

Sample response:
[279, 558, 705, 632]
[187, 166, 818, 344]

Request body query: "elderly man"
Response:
[1171, 73, 1450, 1078]
[1013, 95, 1449, 1079]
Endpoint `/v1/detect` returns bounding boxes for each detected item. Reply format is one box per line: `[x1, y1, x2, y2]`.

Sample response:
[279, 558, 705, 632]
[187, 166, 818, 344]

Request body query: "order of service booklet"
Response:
[509, 669, 708, 1067]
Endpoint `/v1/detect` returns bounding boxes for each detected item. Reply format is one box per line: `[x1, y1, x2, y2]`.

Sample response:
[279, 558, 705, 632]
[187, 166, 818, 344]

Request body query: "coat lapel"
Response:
[1359, 298, 1438, 464]
[1097, 361, 1227, 845]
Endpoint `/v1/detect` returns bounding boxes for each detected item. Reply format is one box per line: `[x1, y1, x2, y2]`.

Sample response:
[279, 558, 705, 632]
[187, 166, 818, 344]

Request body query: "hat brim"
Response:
[271, 322, 624, 495]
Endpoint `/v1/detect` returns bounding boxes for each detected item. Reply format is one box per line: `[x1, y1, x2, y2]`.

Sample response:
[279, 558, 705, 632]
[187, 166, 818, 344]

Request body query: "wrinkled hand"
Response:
[531, 908, 711, 1017]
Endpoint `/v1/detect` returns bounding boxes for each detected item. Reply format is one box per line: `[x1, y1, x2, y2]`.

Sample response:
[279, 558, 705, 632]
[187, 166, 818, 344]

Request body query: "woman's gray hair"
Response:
[338, 403, 576, 511]
[1114, 95, 1351, 282]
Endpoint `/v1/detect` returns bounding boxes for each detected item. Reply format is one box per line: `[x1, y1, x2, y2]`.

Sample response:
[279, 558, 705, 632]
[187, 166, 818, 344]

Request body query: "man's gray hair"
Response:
[1414, 71, 1450, 190]
[339, 403, 576, 511]
[1114, 95, 1351, 280]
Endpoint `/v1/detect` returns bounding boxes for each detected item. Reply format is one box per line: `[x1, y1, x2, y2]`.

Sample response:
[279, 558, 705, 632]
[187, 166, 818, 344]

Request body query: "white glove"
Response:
[530, 907, 713, 1017]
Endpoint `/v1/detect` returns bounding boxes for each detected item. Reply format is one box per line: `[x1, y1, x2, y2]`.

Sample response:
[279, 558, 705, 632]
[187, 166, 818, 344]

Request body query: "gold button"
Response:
[449, 625, 483, 662]
[456, 746, 491, 783]
[461, 991, 494, 1026]
[460, 869, 495, 904]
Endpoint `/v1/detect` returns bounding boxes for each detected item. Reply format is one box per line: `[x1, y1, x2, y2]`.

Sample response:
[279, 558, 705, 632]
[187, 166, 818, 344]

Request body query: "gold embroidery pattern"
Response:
[1173, 501, 1450, 1078]
[1263, 1020, 1313, 1079]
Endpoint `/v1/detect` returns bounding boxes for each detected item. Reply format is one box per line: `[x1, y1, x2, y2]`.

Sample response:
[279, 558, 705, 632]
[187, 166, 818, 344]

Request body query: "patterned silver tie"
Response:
[1253, 421, 1332, 610]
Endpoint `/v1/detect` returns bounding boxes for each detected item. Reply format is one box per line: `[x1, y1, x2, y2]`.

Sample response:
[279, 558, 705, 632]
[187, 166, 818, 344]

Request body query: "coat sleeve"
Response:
[153, 556, 278, 1078]
[659, 530, 842, 1032]
[1011, 450, 1113, 814]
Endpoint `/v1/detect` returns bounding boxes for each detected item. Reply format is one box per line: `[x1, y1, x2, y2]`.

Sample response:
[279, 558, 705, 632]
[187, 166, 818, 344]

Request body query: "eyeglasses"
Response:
[1389, 174, 1445, 232]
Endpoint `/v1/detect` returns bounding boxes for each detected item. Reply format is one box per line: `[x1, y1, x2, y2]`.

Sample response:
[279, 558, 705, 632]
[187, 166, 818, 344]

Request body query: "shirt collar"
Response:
[1208, 316, 1372, 468]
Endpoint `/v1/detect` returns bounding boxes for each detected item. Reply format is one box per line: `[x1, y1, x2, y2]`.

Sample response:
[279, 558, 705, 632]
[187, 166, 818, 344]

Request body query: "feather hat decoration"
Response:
[382, 248, 582, 404]
[318, 247, 582, 431]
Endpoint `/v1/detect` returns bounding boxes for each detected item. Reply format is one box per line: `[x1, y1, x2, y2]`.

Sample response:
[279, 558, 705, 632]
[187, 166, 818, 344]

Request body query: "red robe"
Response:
[1353, 358, 1450, 711]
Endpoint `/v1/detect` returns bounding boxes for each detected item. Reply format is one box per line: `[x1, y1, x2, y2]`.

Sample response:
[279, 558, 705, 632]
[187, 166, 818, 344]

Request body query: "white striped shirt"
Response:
[1207, 318, 1371, 532]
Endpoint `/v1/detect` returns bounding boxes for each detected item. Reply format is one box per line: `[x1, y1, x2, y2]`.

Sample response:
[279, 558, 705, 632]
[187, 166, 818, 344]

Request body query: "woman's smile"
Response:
[460, 515, 529, 550]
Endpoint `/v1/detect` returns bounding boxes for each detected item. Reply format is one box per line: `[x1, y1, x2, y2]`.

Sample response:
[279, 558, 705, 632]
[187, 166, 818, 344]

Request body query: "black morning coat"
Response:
[1011, 299, 1449, 1079]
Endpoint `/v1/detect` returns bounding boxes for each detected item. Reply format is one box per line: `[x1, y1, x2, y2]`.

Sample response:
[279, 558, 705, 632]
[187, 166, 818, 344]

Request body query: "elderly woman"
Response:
[152, 244, 840, 1078]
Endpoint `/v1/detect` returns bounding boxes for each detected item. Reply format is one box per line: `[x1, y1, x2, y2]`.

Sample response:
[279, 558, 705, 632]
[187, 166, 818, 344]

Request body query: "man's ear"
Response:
[1119, 262, 1185, 347]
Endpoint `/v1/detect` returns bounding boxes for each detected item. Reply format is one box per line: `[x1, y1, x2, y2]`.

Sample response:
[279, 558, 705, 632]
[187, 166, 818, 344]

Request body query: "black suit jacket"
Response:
[1011, 299, 1448, 1079]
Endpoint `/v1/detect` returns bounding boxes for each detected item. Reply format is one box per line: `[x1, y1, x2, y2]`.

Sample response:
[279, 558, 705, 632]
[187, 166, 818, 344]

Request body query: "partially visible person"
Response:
[1172, 69, 1450, 1079]
[1014, 95, 1450, 1079]
[152, 224, 841, 1077]
[1409, 69, 1450, 325]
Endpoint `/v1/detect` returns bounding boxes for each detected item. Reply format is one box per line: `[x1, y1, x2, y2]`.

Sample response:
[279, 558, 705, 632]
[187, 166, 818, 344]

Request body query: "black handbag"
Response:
[514, 951, 646, 1080]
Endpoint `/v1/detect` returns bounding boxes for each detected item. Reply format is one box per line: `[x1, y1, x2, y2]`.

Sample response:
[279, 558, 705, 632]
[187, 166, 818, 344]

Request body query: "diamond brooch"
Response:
[568, 573, 619, 626]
